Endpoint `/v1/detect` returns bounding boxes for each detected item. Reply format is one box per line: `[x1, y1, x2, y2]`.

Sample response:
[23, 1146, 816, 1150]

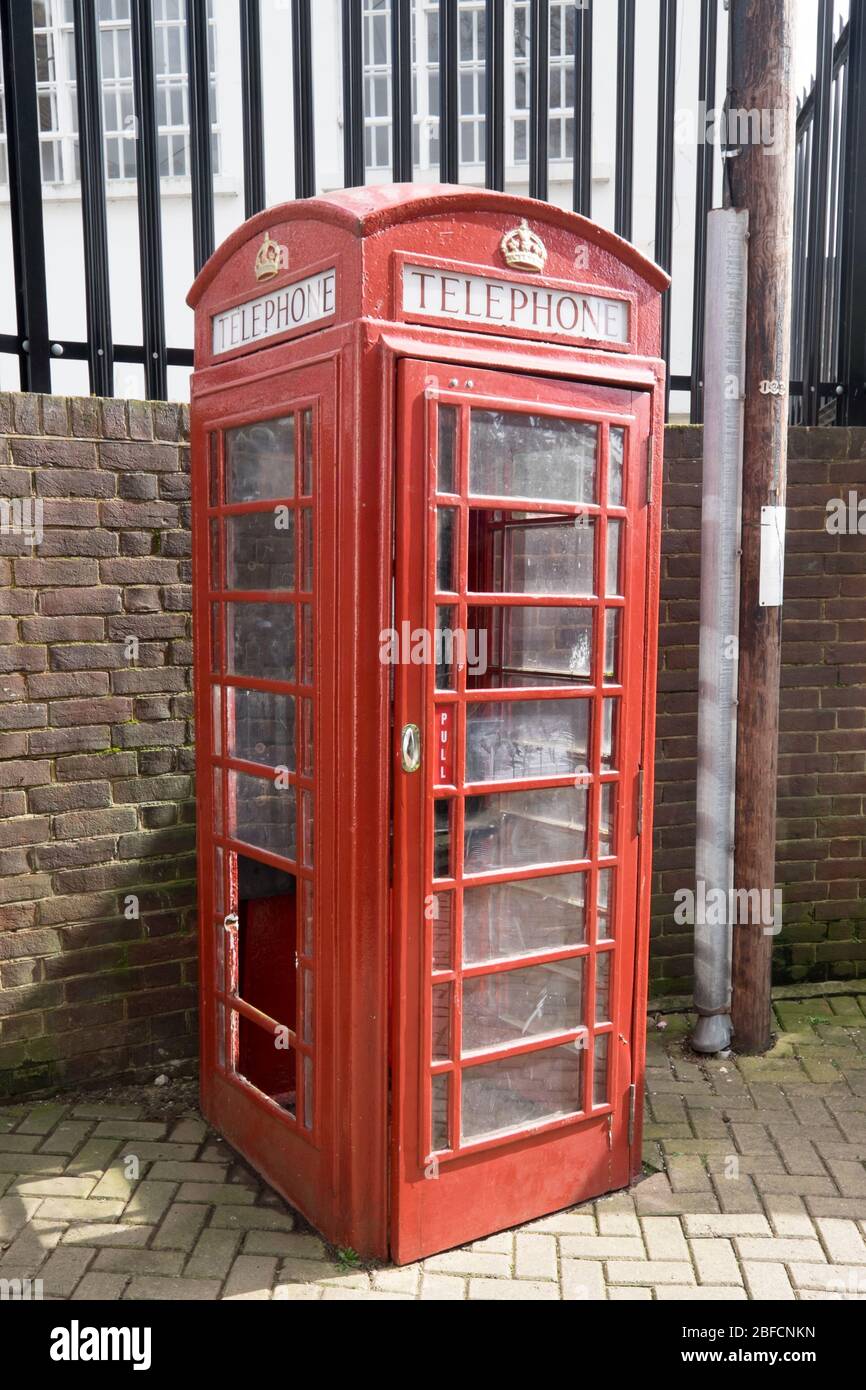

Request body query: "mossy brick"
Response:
[100, 398, 128, 439]
[11, 438, 95, 468]
[70, 396, 101, 438]
[0, 643, 47, 673]
[54, 750, 136, 781]
[29, 782, 112, 815]
[40, 529, 119, 559]
[39, 587, 122, 616]
[110, 668, 185, 695]
[0, 703, 47, 731]
[111, 721, 186, 750]
[48, 645, 128, 672]
[106, 613, 186, 640]
[29, 726, 111, 756]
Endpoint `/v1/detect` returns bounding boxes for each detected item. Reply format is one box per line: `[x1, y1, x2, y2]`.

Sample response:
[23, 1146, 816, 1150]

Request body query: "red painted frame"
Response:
[189, 185, 666, 1262]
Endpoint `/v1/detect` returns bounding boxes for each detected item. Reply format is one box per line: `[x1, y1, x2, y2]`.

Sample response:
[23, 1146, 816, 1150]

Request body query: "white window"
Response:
[511, 0, 575, 165]
[0, 0, 220, 187]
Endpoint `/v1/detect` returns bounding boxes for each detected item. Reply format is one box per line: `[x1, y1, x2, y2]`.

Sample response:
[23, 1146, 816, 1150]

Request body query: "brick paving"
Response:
[1, 993, 865, 1301]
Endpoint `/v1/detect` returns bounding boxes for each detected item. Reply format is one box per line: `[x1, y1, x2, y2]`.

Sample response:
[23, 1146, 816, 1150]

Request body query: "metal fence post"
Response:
[292, 0, 316, 197]
[838, 1, 866, 424]
[186, 0, 215, 271]
[802, 0, 834, 425]
[0, 0, 51, 392]
[239, 0, 265, 216]
[342, 0, 365, 187]
[130, 0, 167, 400]
[73, 0, 114, 396]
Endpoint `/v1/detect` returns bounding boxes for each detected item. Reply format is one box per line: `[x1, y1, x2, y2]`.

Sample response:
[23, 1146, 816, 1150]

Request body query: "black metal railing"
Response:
[0, 0, 863, 424]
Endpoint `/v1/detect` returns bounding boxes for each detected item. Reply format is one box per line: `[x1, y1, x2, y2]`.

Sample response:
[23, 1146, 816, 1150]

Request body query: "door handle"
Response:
[400, 723, 422, 773]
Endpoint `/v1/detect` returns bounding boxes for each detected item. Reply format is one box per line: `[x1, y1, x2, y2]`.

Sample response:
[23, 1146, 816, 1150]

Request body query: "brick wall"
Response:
[0, 392, 864, 1096]
[0, 392, 197, 1097]
[652, 426, 866, 995]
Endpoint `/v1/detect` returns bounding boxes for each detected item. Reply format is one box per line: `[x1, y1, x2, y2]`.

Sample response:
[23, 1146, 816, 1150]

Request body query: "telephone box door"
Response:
[392, 357, 653, 1263]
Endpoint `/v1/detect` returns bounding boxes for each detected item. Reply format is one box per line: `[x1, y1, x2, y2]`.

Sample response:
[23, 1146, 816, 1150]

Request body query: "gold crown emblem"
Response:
[254, 231, 288, 282]
[500, 219, 548, 274]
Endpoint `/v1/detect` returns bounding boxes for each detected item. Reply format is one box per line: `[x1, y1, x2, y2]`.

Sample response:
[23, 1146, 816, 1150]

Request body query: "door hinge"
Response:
[627, 1083, 637, 1146]
[645, 435, 654, 504]
[606, 1112, 613, 1150]
[636, 766, 644, 836]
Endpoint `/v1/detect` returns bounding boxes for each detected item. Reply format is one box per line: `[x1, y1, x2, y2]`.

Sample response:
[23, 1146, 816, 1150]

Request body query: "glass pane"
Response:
[464, 785, 588, 873]
[470, 412, 597, 505]
[438, 405, 457, 493]
[226, 416, 295, 502]
[431, 1073, 450, 1152]
[461, 1042, 584, 1142]
[208, 432, 220, 505]
[606, 520, 622, 597]
[226, 510, 295, 591]
[302, 880, 314, 956]
[469, 511, 595, 597]
[597, 868, 614, 941]
[434, 798, 453, 878]
[599, 783, 615, 856]
[601, 698, 618, 771]
[228, 689, 295, 769]
[432, 982, 452, 1061]
[300, 604, 313, 684]
[463, 872, 587, 964]
[467, 606, 593, 688]
[462, 957, 585, 1053]
[436, 508, 457, 592]
[593, 1034, 609, 1105]
[303, 1055, 313, 1129]
[609, 427, 625, 506]
[595, 952, 611, 1022]
[604, 610, 620, 683]
[435, 606, 457, 690]
[300, 509, 313, 591]
[229, 771, 295, 859]
[300, 407, 313, 495]
[302, 970, 313, 1044]
[465, 697, 590, 782]
[431, 890, 453, 970]
[227, 603, 296, 682]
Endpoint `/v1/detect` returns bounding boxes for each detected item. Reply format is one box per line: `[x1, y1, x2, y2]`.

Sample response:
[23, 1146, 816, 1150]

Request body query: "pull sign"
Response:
[758, 505, 786, 607]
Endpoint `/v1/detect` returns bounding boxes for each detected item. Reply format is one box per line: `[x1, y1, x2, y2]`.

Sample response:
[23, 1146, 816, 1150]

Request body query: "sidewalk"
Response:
[1, 992, 865, 1301]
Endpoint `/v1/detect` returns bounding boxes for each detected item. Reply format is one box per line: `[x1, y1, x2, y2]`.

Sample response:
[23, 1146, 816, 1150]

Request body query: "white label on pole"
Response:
[212, 267, 337, 354]
[759, 505, 786, 607]
[401, 264, 629, 343]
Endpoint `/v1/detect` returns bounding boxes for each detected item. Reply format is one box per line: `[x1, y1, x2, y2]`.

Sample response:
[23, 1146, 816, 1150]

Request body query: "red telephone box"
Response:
[188, 185, 668, 1264]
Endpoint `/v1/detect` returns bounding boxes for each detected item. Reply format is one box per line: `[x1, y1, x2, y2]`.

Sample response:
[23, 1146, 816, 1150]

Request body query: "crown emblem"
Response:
[500, 219, 548, 273]
[254, 231, 288, 282]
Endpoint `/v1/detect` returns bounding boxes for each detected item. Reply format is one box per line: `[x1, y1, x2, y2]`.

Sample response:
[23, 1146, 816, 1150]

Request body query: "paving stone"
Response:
[655, 1284, 747, 1300]
[223, 1254, 278, 1299]
[734, 1236, 826, 1262]
[514, 1233, 558, 1280]
[146, 1161, 230, 1183]
[814, 1218, 866, 1263]
[39, 1247, 96, 1296]
[641, 1217, 688, 1261]
[424, 1249, 511, 1277]
[122, 1180, 177, 1225]
[39, 1121, 93, 1156]
[242, 1230, 326, 1259]
[175, 1182, 257, 1205]
[0, 1217, 63, 1274]
[12, 1175, 96, 1198]
[64, 1138, 122, 1176]
[16, 1104, 69, 1135]
[596, 1208, 641, 1237]
[151, 1202, 208, 1251]
[559, 1235, 644, 1260]
[209, 1204, 295, 1232]
[94, 1248, 184, 1276]
[522, 1211, 595, 1235]
[92, 1121, 167, 1140]
[469, 1277, 559, 1300]
[33, 1197, 126, 1222]
[561, 1259, 605, 1300]
[788, 1262, 866, 1294]
[606, 1260, 695, 1286]
[72, 1273, 129, 1300]
[60, 1223, 153, 1249]
[690, 1238, 742, 1285]
[419, 1273, 466, 1299]
[608, 1285, 652, 1299]
[0, 1154, 64, 1175]
[185, 1228, 241, 1282]
[742, 1261, 795, 1300]
[72, 1105, 143, 1120]
[469, 1231, 513, 1254]
[273, 1282, 324, 1300]
[0, 1134, 41, 1154]
[169, 1119, 207, 1144]
[371, 1266, 422, 1295]
[123, 1276, 221, 1300]
[278, 1256, 342, 1284]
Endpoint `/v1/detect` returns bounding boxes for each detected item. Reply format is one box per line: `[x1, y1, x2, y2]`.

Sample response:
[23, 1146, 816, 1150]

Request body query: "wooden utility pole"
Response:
[727, 0, 796, 1052]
